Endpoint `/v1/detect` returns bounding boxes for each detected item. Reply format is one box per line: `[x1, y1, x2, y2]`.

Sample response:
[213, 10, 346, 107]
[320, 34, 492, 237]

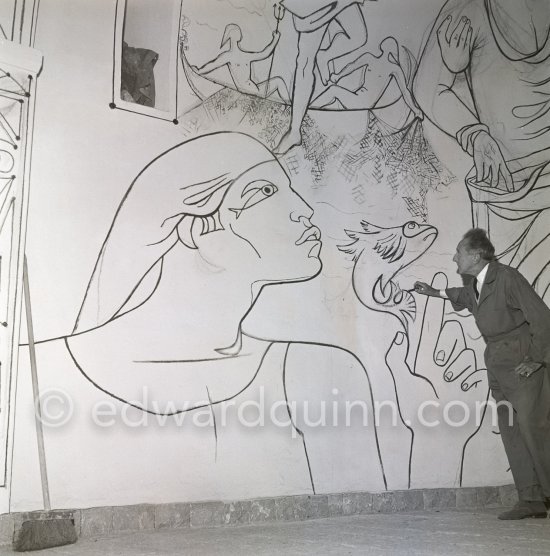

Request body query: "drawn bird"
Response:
[338, 220, 438, 330]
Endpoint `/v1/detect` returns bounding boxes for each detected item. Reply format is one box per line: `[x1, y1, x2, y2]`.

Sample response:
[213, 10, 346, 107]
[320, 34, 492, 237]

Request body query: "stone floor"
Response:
[2, 509, 549, 555]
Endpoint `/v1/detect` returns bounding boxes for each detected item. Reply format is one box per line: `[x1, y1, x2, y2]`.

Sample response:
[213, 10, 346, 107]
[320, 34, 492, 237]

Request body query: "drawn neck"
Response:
[135, 243, 257, 355]
[72, 243, 258, 361]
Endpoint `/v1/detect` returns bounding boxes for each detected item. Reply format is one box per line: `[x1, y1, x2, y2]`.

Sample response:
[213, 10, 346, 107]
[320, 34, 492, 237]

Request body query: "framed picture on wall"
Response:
[111, 0, 182, 122]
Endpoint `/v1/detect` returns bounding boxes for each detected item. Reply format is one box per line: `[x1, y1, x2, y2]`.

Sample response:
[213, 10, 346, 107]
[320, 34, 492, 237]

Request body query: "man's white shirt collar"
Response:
[476, 263, 490, 290]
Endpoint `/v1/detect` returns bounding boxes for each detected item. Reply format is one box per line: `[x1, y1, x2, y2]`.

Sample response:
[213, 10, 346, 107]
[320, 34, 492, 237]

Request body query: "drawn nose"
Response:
[290, 195, 314, 223]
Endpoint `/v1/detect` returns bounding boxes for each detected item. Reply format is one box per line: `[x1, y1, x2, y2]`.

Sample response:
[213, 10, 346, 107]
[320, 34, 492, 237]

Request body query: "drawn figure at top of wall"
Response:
[311, 36, 423, 119]
[188, 24, 289, 101]
[275, 0, 377, 153]
[35, 132, 386, 497]
[414, 0, 550, 303]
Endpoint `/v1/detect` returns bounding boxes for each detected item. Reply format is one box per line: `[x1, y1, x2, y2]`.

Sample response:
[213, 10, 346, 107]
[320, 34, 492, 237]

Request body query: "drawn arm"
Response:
[413, 5, 478, 139]
[389, 65, 423, 119]
[194, 51, 232, 75]
[413, 2, 513, 191]
[332, 50, 372, 81]
[252, 31, 281, 62]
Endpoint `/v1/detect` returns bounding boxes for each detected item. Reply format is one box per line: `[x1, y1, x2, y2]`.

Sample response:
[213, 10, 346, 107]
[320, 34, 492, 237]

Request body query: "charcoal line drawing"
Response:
[275, 0, 371, 153]
[189, 24, 289, 101]
[311, 36, 422, 118]
[338, 220, 438, 330]
[385, 272, 490, 487]
[414, 0, 550, 303]
[37, 131, 387, 495]
[11, 0, 537, 502]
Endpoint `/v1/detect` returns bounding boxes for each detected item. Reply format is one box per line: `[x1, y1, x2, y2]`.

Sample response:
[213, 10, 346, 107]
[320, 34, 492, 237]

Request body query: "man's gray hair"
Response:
[463, 228, 496, 261]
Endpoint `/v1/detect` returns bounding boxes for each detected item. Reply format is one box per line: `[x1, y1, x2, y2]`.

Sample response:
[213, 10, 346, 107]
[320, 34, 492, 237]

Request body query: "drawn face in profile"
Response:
[73, 133, 322, 335]
[196, 159, 322, 284]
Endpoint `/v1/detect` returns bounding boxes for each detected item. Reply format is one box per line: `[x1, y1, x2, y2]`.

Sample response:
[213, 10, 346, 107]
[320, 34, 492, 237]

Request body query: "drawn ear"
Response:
[177, 216, 198, 249]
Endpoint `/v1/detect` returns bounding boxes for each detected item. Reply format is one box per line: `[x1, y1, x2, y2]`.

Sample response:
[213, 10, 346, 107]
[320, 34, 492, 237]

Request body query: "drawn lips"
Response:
[295, 226, 322, 246]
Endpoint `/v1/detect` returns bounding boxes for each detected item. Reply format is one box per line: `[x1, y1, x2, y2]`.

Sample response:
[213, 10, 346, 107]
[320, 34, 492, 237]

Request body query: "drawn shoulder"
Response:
[438, 0, 484, 23]
[286, 342, 364, 375]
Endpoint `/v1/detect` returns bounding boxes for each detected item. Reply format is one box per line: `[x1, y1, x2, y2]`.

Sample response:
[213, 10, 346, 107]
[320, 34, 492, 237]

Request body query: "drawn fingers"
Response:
[457, 17, 472, 49]
[459, 368, 488, 403]
[385, 330, 411, 379]
[454, 17, 471, 48]
[417, 273, 447, 366]
[442, 348, 476, 383]
[437, 15, 452, 47]
[474, 152, 490, 184]
[490, 163, 500, 188]
[500, 163, 515, 192]
[465, 26, 473, 49]
[488, 158, 511, 190]
[434, 320, 466, 367]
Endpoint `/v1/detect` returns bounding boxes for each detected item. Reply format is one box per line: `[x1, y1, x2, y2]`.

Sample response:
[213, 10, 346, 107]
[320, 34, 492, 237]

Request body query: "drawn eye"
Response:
[403, 221, 422, 237]
[228, 181, 279, 219]
[241, 182, 278, 211]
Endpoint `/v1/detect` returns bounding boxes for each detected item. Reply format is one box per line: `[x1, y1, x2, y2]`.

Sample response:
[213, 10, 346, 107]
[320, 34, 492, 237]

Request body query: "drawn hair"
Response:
[462, 228, 496, 261]
[380, 36, 399, 64]
[221, 23, 242, 47]
[73, 132, 275, 333]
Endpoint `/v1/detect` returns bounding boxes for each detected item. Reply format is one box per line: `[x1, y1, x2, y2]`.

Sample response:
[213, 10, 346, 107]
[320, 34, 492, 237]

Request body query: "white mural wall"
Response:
[3, 0, 548, 511]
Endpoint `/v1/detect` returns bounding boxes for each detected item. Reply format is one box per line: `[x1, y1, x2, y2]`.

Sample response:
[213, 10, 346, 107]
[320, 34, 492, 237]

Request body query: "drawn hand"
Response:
[386, 273, 489, 484]
[472, 131, 514, 191]
[437, 15, 473, 74]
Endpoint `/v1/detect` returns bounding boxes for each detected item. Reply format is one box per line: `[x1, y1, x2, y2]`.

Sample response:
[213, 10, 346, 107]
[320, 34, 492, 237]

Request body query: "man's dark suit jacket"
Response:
[445, 261, 550, 368]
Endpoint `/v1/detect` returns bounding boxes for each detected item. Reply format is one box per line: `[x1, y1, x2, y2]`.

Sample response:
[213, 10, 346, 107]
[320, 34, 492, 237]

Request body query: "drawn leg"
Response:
[391, 68, 424, 120]
[275, 26, 326, 154]
[260, 76, 290, 103]
[317, 5, 368, 84]
[312, 85, 359, 109]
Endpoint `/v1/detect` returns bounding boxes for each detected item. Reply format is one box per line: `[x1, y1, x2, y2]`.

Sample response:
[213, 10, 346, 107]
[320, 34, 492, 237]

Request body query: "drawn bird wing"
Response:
[337, 229, 365, 262]
[372, 231, 406, 264]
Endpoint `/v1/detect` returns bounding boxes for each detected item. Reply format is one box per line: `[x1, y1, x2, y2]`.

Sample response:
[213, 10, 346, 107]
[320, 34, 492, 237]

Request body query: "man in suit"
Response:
[415, 228, 550, 519]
